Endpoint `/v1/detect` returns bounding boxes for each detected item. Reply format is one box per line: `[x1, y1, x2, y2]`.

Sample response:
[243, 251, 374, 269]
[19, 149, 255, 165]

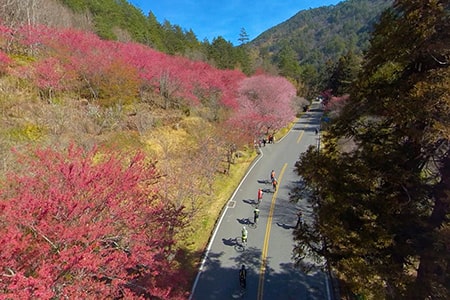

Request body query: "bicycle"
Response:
[241, 235, 247, 247]
[235, 226, 248, 251]
[234, 236, 247, 251]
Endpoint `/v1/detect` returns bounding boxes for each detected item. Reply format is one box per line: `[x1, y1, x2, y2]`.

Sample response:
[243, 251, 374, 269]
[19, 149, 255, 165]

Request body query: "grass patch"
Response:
[274, 116, 300, 141]
[186, 149, 256, 252]
[179, 148, 257, 285]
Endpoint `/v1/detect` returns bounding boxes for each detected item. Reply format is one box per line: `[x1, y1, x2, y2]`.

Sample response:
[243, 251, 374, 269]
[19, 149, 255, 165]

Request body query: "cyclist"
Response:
[241, 226, 248, 245]
[239, 265, 247, 288]
[253, 207, 260, 224]
[257, 188, 263, 204]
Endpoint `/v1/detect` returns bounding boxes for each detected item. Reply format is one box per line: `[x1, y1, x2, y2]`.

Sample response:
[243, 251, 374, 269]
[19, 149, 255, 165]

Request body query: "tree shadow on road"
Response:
[231, 246, 263, 270]
[261, 262, 330, 300]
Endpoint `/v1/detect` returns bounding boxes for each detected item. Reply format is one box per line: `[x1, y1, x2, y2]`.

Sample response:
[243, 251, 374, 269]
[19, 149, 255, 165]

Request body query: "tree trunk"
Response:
[412, 151, 450, 299]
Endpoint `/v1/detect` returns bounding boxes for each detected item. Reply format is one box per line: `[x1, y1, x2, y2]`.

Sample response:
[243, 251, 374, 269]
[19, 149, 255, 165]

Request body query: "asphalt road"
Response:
[190, 101, 331, 300]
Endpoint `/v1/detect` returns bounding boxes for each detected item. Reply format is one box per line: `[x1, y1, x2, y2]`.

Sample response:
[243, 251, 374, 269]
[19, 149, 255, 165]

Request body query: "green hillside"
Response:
[249, 0, 392, 93]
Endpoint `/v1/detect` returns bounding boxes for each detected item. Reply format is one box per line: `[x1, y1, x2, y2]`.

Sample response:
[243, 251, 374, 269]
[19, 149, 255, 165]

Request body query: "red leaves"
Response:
[3, 23, 296, 143]
[226, 74, 297, 140]
[32, 57, 67, 91]
[0, 145, 186, 299]
[324, 94, 350, 118]
[8, 23, 246, 107]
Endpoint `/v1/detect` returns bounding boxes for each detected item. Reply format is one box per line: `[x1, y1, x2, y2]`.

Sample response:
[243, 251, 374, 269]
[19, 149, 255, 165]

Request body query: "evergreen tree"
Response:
[276, 43, 301, 80]
[238, 27, 250, 45]
[327, 50, 361, 95]
[207, 36, 236, 69]
[146, 11, 165, 51]
[235, 45, 252, 75]
[293, 0, 449, 298]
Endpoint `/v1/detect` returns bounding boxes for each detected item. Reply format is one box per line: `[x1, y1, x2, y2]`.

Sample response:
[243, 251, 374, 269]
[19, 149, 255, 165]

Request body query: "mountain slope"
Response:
[249, 0, 392, 89]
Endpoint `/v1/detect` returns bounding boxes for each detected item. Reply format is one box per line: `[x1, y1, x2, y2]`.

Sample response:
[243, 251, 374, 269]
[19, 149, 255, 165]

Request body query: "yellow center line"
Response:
[296, 130, 304, 144]
[297, 117, 309, 143]
[257, 163, 287, 300]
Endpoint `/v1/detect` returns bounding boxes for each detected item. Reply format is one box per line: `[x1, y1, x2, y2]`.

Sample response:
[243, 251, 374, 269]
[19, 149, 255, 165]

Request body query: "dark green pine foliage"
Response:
[59, 0, 203, 55]
[207, 37, 236, 69]
[251, 0, 392, 94]
[327, 50, 361, 95]
[238, 27, 250, 45]
[60, 0, 152, 42]
[207, 36, 252, 73]
[293, 0, 450, 299]
[276, 43, 302, 81]
[146, 11, 165, 51]
[234, 45, 252, 76]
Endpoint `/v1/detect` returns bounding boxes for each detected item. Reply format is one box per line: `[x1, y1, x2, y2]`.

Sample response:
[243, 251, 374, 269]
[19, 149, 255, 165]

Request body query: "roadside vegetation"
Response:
[0, 21, 302, 298]
[293, 1, 449, 299]
[0, 0, 447, 299]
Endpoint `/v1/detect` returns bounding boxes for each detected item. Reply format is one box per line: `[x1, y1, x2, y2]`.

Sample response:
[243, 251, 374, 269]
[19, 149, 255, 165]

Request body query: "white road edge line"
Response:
[189, 149, 265, 300]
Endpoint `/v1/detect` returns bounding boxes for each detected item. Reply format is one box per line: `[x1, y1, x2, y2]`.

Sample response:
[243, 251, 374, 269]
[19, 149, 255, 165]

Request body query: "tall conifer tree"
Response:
[294, 0, 449, 298]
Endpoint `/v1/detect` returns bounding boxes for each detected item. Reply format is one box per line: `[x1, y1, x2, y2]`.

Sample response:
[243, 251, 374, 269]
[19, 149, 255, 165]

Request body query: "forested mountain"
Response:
[249, 0, 392, 93]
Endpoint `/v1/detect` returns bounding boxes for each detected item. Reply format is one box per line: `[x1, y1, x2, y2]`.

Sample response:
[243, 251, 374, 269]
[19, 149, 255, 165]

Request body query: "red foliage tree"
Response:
[0, 145, 187, 299]
[227, 74, 297, 140]
[13, 24, 246, 109]
[324, 94, 350, 118]
[117, 42, 245, 109]
[32, 57, 77, 99]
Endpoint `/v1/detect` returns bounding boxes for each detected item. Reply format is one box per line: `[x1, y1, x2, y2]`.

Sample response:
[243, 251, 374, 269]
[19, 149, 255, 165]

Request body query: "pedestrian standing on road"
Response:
[295, 210, 302, 229]
[253, 207, 260, 224]
[270, 170, 275, 182]
[257, 188, 263, 204]
[314, 128, 319, 135]
[272, 178, 278, 191]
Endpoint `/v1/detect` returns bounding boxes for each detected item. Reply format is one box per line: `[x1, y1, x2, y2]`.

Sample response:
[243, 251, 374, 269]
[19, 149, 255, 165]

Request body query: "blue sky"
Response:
[128, 0, 342, 45]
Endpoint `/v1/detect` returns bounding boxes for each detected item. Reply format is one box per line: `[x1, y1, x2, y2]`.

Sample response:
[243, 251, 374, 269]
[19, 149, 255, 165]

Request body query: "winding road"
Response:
[190, 101, 331, 300]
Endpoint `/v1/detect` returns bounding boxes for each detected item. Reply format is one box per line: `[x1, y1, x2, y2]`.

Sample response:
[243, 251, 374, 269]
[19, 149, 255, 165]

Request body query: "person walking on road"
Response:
[253, 207, 260, 224]
[272, 178, 278, 191]
[257, 188, 263, 204]
[270, 170, 275, 182]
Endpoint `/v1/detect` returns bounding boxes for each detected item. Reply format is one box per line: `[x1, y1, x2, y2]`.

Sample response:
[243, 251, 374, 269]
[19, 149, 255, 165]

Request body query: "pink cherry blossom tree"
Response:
[227, 74, 297, 140]
[0, 145, 187, 299]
